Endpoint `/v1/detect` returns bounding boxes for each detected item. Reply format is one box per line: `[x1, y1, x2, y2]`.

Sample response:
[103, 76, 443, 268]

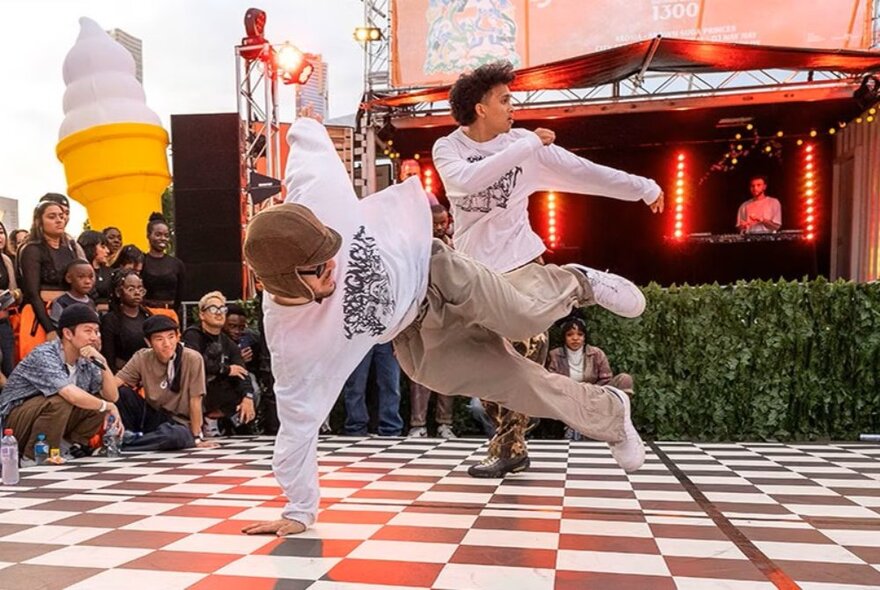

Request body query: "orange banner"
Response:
[392, 0, 873, 87]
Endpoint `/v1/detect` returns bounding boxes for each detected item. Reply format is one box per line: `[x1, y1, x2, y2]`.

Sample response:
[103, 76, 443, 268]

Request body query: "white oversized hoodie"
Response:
[433, 127, 662, 272]
[263, 118, 432, 525]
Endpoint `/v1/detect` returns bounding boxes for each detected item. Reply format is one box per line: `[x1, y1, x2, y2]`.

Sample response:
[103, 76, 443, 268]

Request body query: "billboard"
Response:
[392, 0, 874, 87]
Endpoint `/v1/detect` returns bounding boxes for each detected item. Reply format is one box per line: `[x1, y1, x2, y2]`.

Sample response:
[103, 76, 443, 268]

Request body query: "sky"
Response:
[0, 0, 367, 236]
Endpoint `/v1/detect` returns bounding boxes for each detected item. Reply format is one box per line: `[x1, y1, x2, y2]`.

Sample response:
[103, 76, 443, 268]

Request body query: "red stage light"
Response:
[546, 192, 560, 247]
[275, 43, 313, 85]
[671, 152, 687, 239]
[806, 233, 815, 240]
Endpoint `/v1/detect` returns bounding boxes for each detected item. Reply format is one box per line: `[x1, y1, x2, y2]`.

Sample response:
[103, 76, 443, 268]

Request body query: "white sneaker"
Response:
[605, 386, 645, 472]
[437, 424, 457, 439]
[203, 417, 221, 438]
[407, 426, 428, 438]
[564, 264, 646, 318]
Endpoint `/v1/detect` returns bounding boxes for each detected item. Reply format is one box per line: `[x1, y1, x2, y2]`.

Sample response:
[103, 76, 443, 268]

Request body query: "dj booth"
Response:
[664, 230, 820, 284]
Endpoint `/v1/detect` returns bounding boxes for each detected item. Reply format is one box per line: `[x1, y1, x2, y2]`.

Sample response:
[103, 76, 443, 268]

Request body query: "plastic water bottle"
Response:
[103, 415, 121, 458]
[34, 434, 49, 466]
[1, 429, 19, 485]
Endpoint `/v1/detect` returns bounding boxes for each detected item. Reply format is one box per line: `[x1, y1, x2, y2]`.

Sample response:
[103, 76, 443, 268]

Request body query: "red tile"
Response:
[80, 529, 188, 548]
[350, 489, 422, 501]
[202, 519, 265, 535]
[428, 483, 498, 494]
[318, 479, 368, 488]
[380, 475, 442, 484]
[846, 545, 880, 564]
[564, 488, 637, 499]
[664, 556, 768, 581]
[253, 537, 361, 558]
[648, 523, 730, 541]
[562, 508, 644, 521]
[188, 575, 284, 590]
[120, 550, 239, 573]
[325, 559, 442, 587]
[162, 505, 248, 519]
[371, 525, 468, 544]
[189, 476, 252, 485]
[451, 545, 557, 569]
[491, 494, 564, 506]
[737, 525, 833, 544]
[559, 533, 659, 554]
[52, 513, 145, 528]
[318, 510, 395, 525]
[224, 485, 282, 496]
[773, 559, 880, 585]
[555, 570, 676, 590]
[473, 516, 560, 533]
[404, 504, 480, 516]
[711, 502, 793, 515]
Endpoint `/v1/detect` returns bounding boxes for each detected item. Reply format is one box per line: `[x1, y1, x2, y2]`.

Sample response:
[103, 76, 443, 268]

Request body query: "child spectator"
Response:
[49, 260, 96, 326]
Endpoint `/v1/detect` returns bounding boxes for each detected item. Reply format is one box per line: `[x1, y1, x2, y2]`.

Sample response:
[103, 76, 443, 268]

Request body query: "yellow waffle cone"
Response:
[56, 122, 171, 250]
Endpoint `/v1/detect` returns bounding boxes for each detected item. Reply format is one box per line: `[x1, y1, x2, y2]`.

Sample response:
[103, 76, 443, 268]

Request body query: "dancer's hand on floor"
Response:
[242, 518, 307, 536]
[650, 191, 664, 213]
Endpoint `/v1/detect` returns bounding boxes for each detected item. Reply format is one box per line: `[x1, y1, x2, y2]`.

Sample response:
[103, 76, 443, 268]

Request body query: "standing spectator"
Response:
[100, 270, 152, 371]
[0, 304, 121, 461]
[6, 229, 28, 267]
[547, 317, 635, 440]
[222, 303, 261, 374]
[0, 222, 20, 379]
[183, 291, 255, 437]
[17, 201, 86, 352]
[141, 213, 185, 312]
[342, 344, 404, 437]
[114, 315, 214, 450]
[102, 226, 123, 266]
[48, 260, 96, 326]
[112, 244, 145, 274]
[77, 230, 112, 308]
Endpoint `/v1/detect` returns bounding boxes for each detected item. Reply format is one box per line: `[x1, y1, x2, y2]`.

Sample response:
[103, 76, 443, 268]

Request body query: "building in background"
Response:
[297, 54, 329, 120]
[108, 28, 143, 83]
[0, 197, 20, 231]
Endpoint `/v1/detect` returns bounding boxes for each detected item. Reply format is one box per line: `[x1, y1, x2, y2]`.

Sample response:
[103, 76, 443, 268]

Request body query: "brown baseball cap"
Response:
[243, 203, 341, 301]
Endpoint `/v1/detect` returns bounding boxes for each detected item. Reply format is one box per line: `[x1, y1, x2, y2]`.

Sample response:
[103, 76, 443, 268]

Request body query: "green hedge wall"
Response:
[578, 278, 880, 441]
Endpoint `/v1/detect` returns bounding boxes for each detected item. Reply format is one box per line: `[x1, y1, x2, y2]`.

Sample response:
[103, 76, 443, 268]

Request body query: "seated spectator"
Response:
[342, 343, 403, 437]
[102, 226, 123, 266]
[100, 270, 152, 371]
[49, 260, 96, 326]
[183, 291, 255, 437]
[113, 315, 214, 450]
[222, 303, 261, 374]
[0, 304, 121, 461]
[547, 317, 634, 440]
[112, 244, 145, 274]
[77, 230, 112, 308]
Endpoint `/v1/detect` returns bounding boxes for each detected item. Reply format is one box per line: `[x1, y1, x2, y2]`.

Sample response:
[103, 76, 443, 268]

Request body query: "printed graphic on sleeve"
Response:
[342, 226, 396, 340]
[459, 154, 522, 213]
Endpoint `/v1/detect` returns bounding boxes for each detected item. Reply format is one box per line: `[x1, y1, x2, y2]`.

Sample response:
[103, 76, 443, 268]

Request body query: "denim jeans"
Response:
[342, 343, 403, 436]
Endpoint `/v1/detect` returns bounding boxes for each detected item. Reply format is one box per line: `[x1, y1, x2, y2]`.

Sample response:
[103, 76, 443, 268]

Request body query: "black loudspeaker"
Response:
[171, 113, 243, 301]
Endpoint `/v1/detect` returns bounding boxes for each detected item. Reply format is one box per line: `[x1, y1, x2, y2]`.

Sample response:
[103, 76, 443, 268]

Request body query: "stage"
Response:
[0, 436, 878, 589]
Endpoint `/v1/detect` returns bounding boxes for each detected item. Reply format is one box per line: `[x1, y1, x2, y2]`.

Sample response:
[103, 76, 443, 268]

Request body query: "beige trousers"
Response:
[394, 240, 626, 443]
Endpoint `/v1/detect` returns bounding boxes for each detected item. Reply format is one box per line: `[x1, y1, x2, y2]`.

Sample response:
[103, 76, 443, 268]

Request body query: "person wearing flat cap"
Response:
[0, 303, 122, 461]
[113, 315, 217, 450]
[241, 110, 648, 538]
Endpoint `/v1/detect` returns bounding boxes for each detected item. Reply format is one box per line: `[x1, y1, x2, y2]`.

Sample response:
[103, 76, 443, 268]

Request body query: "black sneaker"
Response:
[467, 454, 530, 478]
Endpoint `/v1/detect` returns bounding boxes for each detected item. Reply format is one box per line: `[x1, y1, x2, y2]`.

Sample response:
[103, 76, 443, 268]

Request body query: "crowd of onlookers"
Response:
[0, 191, 631, 464]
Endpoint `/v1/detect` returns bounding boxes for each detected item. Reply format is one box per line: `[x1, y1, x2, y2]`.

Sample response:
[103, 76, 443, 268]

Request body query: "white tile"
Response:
[703, 492, 776, 504]
[161, 533, 276, 554]
[298, 523, 382, 540]
[564, 479, 633, 491]
[348, 540, 458, 563]
[66, 568, 205, 590]
[387, 511, 477, 529]
[632, 490, 693, 502]
[479, 509, 560, 520]
[851, 496, 880, 507]
[41, 479, 119, 490]
[756, 485, 838, 496]
[322, 503, 405, 514]
[0, 509, 76, 525]
[821, 529, 880, 547]
[495, 485, 565, 497]
[25, 545, 152, 568]
[645, 515, 717, 527]
[417, 491, 492, 504]
[798, 583, 880, 590]
[562, 496, 641, 510]
[433, 563, 554, 590]
[363, 480, 435, 492]
[556, 549, 670, 576]
[1, 525, 110, 545]
[120, 515, 221, 533]
[156, 483, 234, 495]
[0, 497, 53, 510]
[656, 538, 745, 559]
[818, 479, 880, 488]
[560, 519, 653, 538]
[89, 501, 181, 516]
[754, 541, 864, 563]
[229, 507, 285, 521]
[55, 493, 135, 503]
[129, 474, 198, 484]
[461, 529, 558, 550]
[674, 577, 776, 589]
[782, 504, 880, 518]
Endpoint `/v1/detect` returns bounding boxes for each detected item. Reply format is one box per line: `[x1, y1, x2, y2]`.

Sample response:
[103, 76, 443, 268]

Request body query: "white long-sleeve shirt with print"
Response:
[264, 117, 432, 525]
[433, 127, 662, 272]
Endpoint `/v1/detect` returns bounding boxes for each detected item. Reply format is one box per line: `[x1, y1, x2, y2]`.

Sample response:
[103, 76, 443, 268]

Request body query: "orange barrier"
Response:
[17, 304, 49, 360]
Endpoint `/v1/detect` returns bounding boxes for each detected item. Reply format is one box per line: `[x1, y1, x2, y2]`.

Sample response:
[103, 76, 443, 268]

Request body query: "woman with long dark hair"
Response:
[6, 229, 27, 269]
[112, 244, 145, 273]
[0, 221, 21, 377]
[77, 230, 112, 308]
[100, 269, 153, 371]
[17, 200, 86, 350]
[141, 213, 185, 311]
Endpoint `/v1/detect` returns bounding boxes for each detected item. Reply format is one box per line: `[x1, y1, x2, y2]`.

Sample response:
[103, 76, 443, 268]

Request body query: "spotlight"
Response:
[274, 43, 313, 85]
[240, 8, 268, 61]
[354, 26, 382, 42]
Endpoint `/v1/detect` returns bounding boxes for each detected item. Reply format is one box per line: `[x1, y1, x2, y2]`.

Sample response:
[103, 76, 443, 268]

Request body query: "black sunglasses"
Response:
[297, 262, 327, 277]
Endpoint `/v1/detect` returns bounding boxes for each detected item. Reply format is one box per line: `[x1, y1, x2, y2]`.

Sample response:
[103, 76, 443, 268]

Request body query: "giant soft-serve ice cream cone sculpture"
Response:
[56, 17, 170, 250]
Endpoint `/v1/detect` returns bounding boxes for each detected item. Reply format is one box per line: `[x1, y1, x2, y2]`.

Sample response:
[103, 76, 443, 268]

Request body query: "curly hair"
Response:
[448, 61, 515, 126]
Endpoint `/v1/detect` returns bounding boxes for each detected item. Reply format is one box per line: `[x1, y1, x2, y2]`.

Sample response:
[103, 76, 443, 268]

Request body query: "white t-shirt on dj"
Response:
[433, 127, 662, 272]
[262, 117, 432, 525]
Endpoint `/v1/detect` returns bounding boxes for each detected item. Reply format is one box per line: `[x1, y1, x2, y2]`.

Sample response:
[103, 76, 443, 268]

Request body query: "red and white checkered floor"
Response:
[0, 436, 878, 590]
